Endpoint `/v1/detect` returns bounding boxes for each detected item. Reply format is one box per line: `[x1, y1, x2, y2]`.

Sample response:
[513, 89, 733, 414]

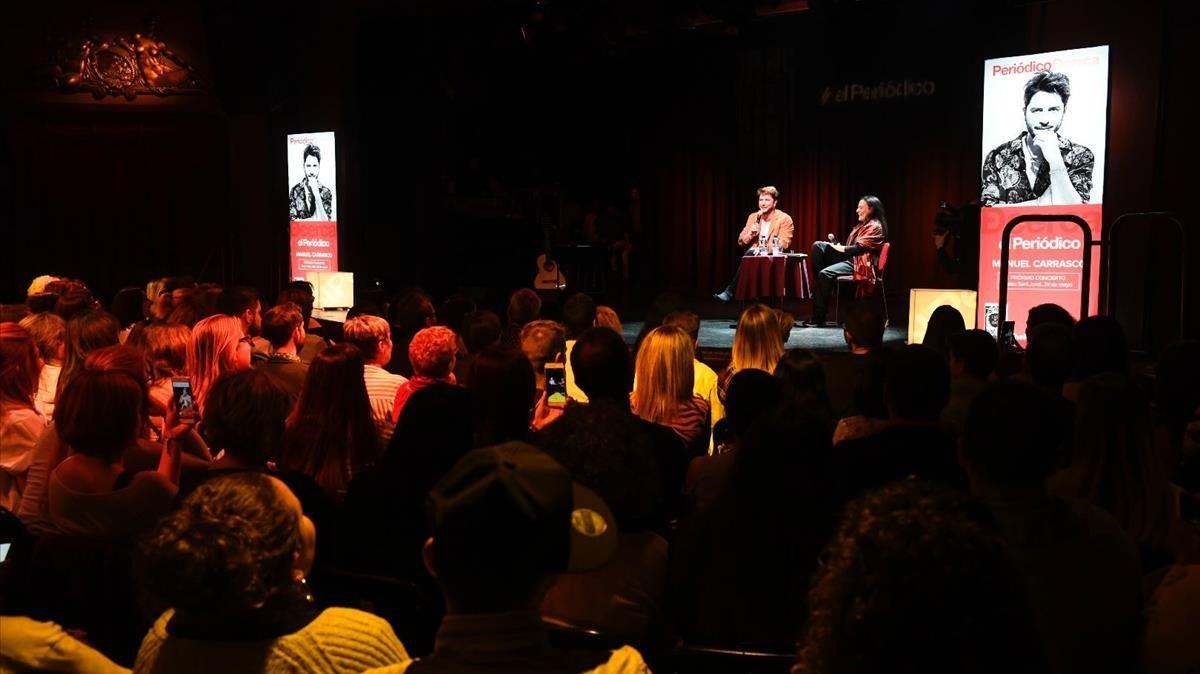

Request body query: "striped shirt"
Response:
[364, 364, 406, 444]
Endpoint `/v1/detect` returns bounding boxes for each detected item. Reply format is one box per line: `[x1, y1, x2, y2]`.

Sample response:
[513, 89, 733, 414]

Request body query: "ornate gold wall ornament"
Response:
[55, 29, 205, 99]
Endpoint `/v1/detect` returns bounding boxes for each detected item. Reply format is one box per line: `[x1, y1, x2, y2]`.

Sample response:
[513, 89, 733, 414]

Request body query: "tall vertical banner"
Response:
[978, 46, 1108, 342]
[287, 132, 338, 280]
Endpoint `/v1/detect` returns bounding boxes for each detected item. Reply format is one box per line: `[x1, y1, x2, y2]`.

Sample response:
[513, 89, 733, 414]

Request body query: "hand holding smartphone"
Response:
[544, 363, 567, 409]
[171, 377, 198, 425]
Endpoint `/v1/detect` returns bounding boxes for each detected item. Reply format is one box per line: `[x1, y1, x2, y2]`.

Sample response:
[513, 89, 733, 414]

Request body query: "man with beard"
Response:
[289, 143, 334, 220]
[981, 71, 1095, 206]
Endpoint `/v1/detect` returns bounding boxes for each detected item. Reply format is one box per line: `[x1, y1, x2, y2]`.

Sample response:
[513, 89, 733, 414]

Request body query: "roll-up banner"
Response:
[978, 46, 1108, 343]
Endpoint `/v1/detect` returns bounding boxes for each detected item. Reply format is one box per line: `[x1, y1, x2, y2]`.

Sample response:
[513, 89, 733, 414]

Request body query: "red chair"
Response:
[834, 241, 890, 326]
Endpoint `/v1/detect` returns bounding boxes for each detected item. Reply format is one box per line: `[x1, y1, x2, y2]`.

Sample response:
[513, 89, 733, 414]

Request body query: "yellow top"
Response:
[134, 607, 410, 674]
[363, 645, 651, 674]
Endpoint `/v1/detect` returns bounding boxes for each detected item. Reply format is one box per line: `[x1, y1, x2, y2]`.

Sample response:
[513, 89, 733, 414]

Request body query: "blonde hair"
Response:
[632, 325, 695, 426]
[19, 312, 67, 363]
[188, 315, 245, 412]
[342, 315, 391, 361]
[730, 304, 784, 375]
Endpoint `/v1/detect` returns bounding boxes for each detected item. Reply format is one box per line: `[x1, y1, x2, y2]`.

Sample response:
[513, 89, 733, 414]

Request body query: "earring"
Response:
[297, 576, 314, 604]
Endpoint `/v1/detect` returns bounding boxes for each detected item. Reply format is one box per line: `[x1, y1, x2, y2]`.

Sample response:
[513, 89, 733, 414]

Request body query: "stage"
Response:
[621, 320, 908, 352]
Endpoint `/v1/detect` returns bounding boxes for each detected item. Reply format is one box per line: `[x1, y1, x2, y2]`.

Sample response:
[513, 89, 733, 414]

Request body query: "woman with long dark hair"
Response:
[282, 344, 380, 498]
[807, 195, 888, 326]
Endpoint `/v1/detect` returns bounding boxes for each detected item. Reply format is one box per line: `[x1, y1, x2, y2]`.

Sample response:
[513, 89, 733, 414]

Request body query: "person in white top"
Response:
[0, 323, 49, 512]
[343, 315, 407, 443]
[18, 313, 66, 420]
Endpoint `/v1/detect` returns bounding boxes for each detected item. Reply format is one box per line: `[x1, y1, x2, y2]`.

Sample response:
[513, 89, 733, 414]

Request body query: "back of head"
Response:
[27, 275, 60, 297]
[632, 325, 695, 426]
[1025, 322, 1075, 392]
[386, 383, 475, 488]
[83, 345, 149, 399]
[1027, 303, 1076, 332]
[408, 326, 458, 378]
[774, 349, 832, 418]
[55, 365, 144, 461]
[844, 304, 885, 350]
[439, 294, 477, 335]
[464, 310, 502, 354]
[468, 347, 536, 445]
[922, 305, 967, 358]
[55, 285, 97, 321]
[1072, 316, 1129, 380]
[25, 293, 59, 315]
[728, 403, 829, 517]
[506, 288, 542, 327]
[725, 369, 786, 439]
[662, 310, 701, 344]
[388, 289, 436, 334]
[427, 444, 575, 612]
[562, 293, 598, 338]
[776, 309, 796, 344]
[215, 286, 261, 319]
[60, 310, 121, 394]
[289, 344, 378, 493]
[262, 302, 304, 349]
[142, 323, 191, 380]
[519, 320, 566, 375]
[948, 329, 999, 380]
[17, 312, 66, 364]
[204, 369, 292, 465]
[188, 314, 244, 410]
[1071, 372, 1163, 545]
[537, 402, 660, 531]
[594, 306, 622, 334]
[732, 304, 785, 374]
[342, 314, 391, 363]
[963, 379, 1066, 489]
[569, 327, 630, 401]
[797, 479, 1044, 674]
[142, 472, 301, 617]
[0, 323, 41, 408]
[884, 345, 950, 422]
[110, 287, 147, 328]
[276, 282, 315, 324]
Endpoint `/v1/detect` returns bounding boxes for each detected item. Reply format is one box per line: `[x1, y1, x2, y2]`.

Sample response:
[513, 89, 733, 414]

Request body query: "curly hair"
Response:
[141, 472, 301, 615]
[795, 479, 1045, 674]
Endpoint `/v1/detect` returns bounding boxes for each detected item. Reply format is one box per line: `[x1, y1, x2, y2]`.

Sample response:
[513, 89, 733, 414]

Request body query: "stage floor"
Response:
[621, 320, 908, 352]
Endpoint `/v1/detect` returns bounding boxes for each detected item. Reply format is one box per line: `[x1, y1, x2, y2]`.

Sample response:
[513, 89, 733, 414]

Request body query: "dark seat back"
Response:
[27, 533, 149, 666]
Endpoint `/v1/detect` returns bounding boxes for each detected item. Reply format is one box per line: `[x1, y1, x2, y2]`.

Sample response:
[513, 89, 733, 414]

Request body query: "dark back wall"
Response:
[5, 0, 1195, 349]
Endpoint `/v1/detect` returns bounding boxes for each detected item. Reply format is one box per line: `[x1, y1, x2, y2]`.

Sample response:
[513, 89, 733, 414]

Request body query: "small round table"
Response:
[734, 253, 812, 301]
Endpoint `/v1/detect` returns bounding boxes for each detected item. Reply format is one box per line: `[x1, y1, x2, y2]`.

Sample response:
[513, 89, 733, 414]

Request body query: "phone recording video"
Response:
[544, 363, 567, 408]
[172, 377, 198, 424]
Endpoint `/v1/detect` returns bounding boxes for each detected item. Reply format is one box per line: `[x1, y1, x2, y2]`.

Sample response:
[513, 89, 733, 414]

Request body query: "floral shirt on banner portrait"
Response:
[980, 131, 1095, 206]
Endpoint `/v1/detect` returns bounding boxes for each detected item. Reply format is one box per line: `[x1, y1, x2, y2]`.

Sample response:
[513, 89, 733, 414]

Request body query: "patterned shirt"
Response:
[981, 131, 1095, 206]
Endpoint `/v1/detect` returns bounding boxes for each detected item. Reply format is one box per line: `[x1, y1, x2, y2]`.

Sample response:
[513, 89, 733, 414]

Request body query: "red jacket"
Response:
[846, 220, 885, 296]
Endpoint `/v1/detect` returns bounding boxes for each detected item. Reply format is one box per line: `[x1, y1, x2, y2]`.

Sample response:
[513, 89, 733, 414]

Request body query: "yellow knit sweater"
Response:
[134, 607, 410, 674]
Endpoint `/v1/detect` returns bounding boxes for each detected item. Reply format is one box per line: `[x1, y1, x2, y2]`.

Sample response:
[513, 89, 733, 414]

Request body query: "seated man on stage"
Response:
[714, 186, 794, 302]
[805, 196, 888, 327]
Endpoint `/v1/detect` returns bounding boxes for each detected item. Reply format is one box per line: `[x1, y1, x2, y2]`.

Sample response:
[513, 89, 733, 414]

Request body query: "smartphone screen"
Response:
[172, 377, 198, 423]
[545, 364, 567, 408]
[0, 542, 10, 563]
